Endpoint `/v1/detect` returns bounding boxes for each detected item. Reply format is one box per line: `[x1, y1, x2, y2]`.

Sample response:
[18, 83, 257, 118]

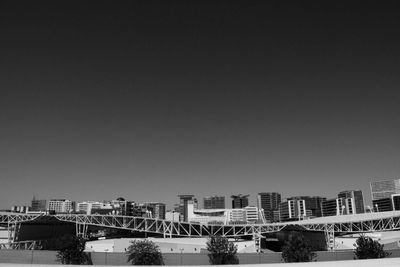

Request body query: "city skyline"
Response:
[1, 180, 391, 211]
[1, 2, 400, 211]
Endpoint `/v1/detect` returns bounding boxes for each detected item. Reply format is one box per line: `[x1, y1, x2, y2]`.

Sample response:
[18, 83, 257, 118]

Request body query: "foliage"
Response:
[281, 231, 316, 262]
[354, 235, 391, 259]
[56, 235, 92, 265]
[206, 235, 239, 265]
[126, 239, 164, 265]
[41, 233, 77, 250]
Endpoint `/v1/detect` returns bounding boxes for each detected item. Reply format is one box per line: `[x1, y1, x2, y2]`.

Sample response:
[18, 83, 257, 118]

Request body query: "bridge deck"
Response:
[1, 211, 400, 237]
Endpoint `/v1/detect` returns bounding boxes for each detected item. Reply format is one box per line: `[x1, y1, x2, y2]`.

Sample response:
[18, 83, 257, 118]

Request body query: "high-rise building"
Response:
[286, 196, 326, 218]
[373, 198, 393, 212]
[178, 195, 197, 222]
[48, 199, 75, 214]
[231, 194, 249, 209]
[370, 179, 400, 200]
[279, 199, 306, 221]
[31, 198, 46, 212]
[257, 192, 281, 222]
[322, 197, 357, 216]
[392, 194, 400, 211]
[338, 190, 364, 214]
[144, 202, 166, 219]
[244, 206, 259, 223]
[322, 198, 344, 216]
[204, 196, 225, 209]
[77, 201, 102, 215]
[11, 206, 29, 213]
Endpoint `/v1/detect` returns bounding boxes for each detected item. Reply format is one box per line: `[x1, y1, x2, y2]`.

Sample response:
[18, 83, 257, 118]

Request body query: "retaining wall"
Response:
[0, 249, 399, 265]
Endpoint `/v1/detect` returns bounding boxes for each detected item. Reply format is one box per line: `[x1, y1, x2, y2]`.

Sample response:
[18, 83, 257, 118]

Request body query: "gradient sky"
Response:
[1, 1, 400, 210]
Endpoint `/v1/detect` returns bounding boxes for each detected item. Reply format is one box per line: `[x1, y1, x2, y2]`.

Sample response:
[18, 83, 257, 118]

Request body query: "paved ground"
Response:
[1, 257, 400, 267]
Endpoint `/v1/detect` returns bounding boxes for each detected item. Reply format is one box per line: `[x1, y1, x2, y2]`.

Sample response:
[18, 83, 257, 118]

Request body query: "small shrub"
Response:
[206, 235, 239, 265]
[281, 231, 316, 262]
[354, 235, 391, 259]
[56, 235, 92, 265]
[126, 239, 164, 265]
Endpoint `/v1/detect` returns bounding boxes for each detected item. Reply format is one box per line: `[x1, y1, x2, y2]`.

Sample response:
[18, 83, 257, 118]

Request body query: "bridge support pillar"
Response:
[163, 221, 172, 238]
[76, 223, 88, 239]
[7, 221, 20, 244]
[324, 224, 335, 250]
[253, 233, 261, 252]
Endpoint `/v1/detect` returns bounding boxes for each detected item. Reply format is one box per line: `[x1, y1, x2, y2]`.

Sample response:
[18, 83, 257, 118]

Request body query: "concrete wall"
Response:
[2, 258, 400, 267]
[0, 249, 400, 265]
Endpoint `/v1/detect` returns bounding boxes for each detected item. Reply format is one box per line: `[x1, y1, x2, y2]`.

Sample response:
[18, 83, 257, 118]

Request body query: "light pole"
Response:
[375, 204, 379, 212]
[180, 248, 184, 265]
[104, 249, 109, 265]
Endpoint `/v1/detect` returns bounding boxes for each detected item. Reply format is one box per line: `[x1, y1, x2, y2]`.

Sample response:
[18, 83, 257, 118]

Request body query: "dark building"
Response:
[143, 202, 166, 219]
[393, 194, 400, 211]
[257, 192, 281, 222]
[119, 201, 136, 216]
[231, 194, 249, 209]
[373, 198, 393, 212]
[286, 196, 326, 218]
[31, 198, 47, 212]
[322, 198, 342, 216]
[338, 190, 364, 214]
[203, 196, 225, 209]
[178, 195, 197, 222]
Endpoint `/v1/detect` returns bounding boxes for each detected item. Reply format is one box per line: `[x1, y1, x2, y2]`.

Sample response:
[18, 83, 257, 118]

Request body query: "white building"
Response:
[165, 211, 180, 222]
[48, 199, 75, 213]
[229, 209, 245, 223]
[77, 201, 103, 215]
[187, 203, 263, 225]
[244, 206, 259, 223]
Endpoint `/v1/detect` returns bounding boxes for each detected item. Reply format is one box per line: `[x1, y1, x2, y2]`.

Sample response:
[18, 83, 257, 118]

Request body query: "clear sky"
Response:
[1, 1, 399, 210]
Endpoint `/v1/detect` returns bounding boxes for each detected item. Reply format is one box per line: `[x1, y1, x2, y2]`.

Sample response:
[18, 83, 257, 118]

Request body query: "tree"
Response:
[354, 235, 391, 259]
[56, 235, 92, 265]
[281, 231, 316, 263]
[206, 235, 239, 265]
[126, 239, 164, 265]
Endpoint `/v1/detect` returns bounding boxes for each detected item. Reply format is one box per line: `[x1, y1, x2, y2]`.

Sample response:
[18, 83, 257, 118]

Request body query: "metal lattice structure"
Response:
[291, 211, 400, 233]
[0, 240, 42, 250]
[2, 211, 400, 250]
[0, 213, 42, 224]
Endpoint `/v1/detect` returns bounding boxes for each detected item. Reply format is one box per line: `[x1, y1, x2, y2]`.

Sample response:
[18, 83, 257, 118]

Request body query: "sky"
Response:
[1, 1, 400, 210]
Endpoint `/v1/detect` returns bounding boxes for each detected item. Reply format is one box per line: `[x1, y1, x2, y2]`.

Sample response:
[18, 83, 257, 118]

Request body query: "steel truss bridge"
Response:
[2, 211, 400, 250]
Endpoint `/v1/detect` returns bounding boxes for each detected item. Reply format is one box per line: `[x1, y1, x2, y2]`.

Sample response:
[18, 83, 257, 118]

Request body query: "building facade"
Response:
[286, 196, 326, 218]
[257, 192, 281, 222]
[144, 202, 166, 219]
[231, 194, 249, 209]
[392, 194, 400, 211]
[31, 199, 47, 212]
[338, 190, 364, 214]
[279, 199, 306, 221]
[321, 198, 344, 216]
[203, 196, 225, 209]
[370, 179, 400, 200]
[77, 201, 103, 215]
[244, 206, 259, 223]
[187, 203, 262, 225]
[178, 195, 197, 222]
[373, 198, 393, 212]
[48, 199, 75, 213]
